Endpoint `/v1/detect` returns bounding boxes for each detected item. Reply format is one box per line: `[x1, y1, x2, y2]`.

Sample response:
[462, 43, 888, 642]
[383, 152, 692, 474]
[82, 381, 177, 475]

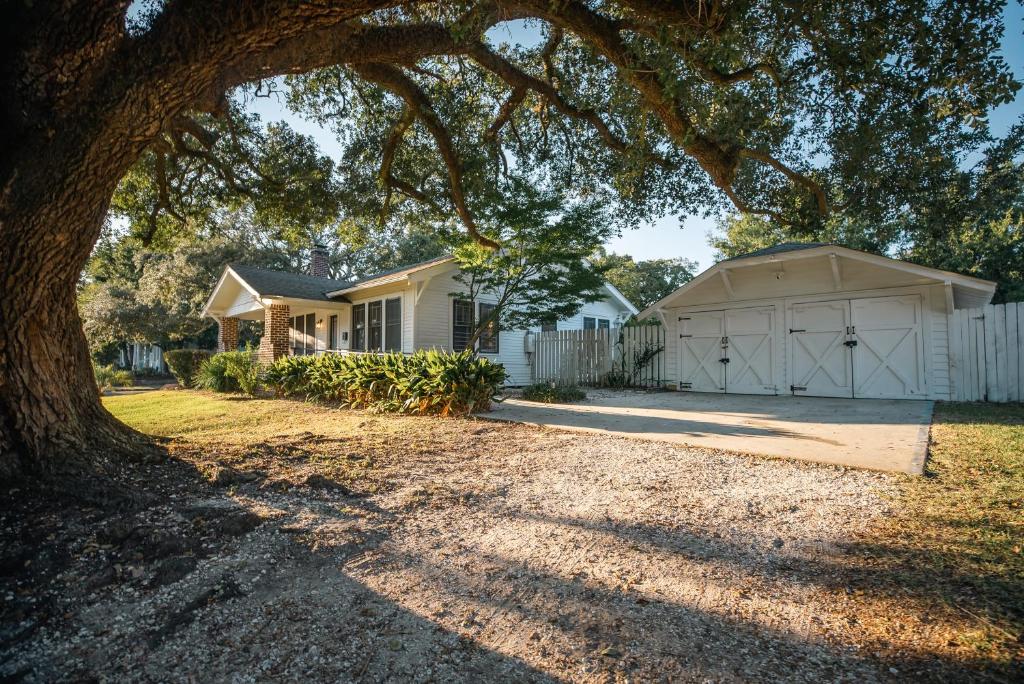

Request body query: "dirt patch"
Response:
[0, 412, 1016, 681]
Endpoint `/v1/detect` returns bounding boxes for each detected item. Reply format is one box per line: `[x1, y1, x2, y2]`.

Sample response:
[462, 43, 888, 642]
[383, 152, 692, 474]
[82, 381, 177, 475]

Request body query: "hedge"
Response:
[264, 349, 506, 416]
[163, 349, 213, 387]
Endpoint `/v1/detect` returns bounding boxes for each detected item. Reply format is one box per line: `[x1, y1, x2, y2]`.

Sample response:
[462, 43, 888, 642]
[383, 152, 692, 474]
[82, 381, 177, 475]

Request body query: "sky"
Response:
[245, 3, 1024, 271]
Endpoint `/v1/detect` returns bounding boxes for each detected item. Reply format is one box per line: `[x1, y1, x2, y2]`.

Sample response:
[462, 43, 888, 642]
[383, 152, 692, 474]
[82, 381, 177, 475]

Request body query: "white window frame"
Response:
[351, 294, 403, 353]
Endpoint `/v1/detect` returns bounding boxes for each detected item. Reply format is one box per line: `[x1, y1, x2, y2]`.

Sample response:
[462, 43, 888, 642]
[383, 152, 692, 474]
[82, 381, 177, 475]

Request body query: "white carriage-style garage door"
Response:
[678, 306, 776, 395]
[788, 295, 926, 400]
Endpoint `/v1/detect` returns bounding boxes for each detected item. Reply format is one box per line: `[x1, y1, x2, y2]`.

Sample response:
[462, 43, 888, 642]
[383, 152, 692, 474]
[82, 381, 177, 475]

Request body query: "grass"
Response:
[867, 401, 1024, 667]
[103, 391, 1024, 671]
[102, 389, 505, 493]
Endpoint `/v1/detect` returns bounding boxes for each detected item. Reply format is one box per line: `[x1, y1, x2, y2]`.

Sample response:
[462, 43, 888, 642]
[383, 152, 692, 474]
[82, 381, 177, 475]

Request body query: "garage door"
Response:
[788, 295, 925, 399]
[851, 295, 926, 399]
[678, 307, 775, 395]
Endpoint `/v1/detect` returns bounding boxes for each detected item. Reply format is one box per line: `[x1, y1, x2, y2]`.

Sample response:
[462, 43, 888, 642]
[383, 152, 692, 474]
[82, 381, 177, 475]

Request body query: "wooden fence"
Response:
[949, 302, 1023, 402]
[529, 325, 665, 388]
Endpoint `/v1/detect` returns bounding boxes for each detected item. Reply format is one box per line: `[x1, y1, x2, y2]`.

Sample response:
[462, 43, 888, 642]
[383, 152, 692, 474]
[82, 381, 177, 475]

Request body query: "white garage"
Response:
[640, 243, 996, 400]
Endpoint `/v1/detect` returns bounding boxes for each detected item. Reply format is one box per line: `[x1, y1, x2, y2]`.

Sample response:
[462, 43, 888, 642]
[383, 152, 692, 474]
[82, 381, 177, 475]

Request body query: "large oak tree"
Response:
[0, 0, 1017, 491]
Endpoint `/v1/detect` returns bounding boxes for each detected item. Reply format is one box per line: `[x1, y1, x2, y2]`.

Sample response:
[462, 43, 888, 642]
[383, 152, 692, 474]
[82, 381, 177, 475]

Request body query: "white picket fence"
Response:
[950, 302, 1023, 402]
[529, 325, 666, 387]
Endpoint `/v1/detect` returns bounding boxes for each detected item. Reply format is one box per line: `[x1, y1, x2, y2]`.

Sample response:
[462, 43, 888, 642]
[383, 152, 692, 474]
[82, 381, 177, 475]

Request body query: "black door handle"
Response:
[720, 357, 730, 363]
[844, 340, 858, 347]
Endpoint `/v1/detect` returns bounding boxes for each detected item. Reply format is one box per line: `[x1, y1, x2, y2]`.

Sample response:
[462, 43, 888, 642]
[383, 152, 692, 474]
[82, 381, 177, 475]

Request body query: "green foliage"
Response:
[264, 350, 506, 416]
[163, 349, 213, 387]
[521, 383, 587, 404]
[450, 179, 614, 348]
[195, 350, 261, 394]
[224, 349, 264, 396]
[93, 362, 134, 390]
[709, 119, 1024, 301]
[591, 250, 697, 309]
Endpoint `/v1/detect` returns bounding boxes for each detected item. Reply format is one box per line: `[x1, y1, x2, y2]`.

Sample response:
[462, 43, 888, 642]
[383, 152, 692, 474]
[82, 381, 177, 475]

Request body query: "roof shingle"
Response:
[227, 264, 352, 302]
[723, 242, 830, 262]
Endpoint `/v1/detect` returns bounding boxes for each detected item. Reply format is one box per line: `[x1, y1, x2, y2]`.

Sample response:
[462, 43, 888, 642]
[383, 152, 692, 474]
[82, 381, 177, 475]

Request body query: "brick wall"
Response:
[258, 304, 290, 364]
[217, 317, 239, 352]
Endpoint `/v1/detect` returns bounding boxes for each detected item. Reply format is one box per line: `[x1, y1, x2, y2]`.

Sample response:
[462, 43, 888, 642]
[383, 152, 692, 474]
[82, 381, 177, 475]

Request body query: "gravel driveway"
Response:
[5, 418, 956, 682]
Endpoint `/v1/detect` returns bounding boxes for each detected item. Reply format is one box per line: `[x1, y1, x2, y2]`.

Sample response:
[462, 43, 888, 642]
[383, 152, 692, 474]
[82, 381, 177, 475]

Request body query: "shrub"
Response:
[264, 349, 506, 416]
[521, 383, 586, 403]
[224, 349, 263, 396]
[93, 362, 134, 390]
[164, 349, 213, 387]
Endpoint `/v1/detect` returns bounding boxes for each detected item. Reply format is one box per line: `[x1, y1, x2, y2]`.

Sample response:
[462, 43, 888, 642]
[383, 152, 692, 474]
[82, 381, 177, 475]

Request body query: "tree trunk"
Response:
[0, 160, 152, 489]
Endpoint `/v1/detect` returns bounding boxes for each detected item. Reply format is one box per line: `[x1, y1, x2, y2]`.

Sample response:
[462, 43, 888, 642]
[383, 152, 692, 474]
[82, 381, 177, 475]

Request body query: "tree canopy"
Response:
[591, 250, 698, 309]
[710, 117, 1024, 301]
[2, 0, 1020, 483]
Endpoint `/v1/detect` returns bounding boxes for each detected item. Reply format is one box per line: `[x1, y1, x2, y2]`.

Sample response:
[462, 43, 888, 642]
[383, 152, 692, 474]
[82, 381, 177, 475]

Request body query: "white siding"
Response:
[412, 269, 632, 385]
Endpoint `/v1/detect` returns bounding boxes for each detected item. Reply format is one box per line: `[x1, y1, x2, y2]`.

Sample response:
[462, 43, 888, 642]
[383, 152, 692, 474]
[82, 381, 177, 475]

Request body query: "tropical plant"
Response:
[194, 349, 261, 394]
[264, 350, 506, 416]
[521, 383, 586, 404]
[92, 363, 134, 391]
[163, 349, 213, 387]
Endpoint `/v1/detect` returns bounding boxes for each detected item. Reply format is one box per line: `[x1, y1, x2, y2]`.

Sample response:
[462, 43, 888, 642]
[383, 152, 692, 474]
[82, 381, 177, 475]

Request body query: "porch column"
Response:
[258, 303, 290, 364]
[217, 316, 239, 352]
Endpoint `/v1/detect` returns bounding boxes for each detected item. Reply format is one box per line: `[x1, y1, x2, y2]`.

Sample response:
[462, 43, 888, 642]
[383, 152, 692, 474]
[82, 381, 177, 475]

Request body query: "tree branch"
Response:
[738, 148, 830, 216]
[352, 62, 500, 250]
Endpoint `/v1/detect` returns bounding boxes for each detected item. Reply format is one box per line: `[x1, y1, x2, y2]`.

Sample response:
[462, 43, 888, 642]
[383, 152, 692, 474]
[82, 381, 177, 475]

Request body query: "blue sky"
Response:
[247, 3, 1023, 270]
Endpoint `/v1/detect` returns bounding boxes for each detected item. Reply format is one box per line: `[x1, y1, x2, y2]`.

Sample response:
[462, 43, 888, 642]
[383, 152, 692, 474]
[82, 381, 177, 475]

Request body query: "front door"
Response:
[788, 300, 853, 397]
[678, 311, 725, 392]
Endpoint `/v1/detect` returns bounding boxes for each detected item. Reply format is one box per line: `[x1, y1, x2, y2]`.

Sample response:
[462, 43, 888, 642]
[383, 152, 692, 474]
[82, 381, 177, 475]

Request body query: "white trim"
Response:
[326, 257, 455, 297]
[348, 293, 405, 352]
[602, 281, 639, 315]
[639, 245, 995, 318]
[719, 268, 735, 299]
[829, 253, 842, 291]
[201, 266, 263, 318]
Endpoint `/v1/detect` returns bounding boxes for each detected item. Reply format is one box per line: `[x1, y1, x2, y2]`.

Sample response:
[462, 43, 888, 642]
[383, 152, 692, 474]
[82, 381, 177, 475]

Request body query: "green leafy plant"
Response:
[521, 383, 586, 403]
[93, 362, 134, 390]
[195, 349, 261, 394]
[264, 350, 506, 415]
[163, 349, 213, 387]
[224, 348, 263, 396]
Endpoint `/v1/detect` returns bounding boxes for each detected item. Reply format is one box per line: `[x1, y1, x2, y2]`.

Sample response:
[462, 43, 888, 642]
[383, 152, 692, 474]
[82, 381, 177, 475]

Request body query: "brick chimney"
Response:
[310, 243, 329, 278]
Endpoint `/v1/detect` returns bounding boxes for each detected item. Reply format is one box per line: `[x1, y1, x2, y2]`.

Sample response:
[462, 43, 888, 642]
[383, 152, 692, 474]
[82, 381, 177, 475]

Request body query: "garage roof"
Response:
[639, 243, 996, 317]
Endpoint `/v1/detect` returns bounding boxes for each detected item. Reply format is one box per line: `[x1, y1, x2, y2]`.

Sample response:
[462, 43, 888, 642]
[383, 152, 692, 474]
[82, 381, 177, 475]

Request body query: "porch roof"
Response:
[227, 264, 352, 302]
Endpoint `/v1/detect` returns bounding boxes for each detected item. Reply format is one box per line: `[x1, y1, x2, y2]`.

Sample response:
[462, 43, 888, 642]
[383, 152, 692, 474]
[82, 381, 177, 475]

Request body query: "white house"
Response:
[201, 248, 637, 385]
[638, 243, 996, 400]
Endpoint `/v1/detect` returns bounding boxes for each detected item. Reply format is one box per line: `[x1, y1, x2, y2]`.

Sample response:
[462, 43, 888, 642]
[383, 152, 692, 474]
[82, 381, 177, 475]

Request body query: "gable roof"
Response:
[226, 264, 352, 302]
[638, 243, 996, 317]
[326, 255, 455, 296]
[723, 242, 830, 262]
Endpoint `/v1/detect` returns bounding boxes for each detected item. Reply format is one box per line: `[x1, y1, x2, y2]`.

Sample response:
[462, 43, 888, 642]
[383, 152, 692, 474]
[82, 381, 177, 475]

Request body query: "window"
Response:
[289, 314, 317, 355]
[367, 300, 383, 351]
[384, 298, 402, 352]
[583, 316, 610, 331]
[452, 299, 474, 351]
[598, 319, 611, 330]
[540, 321, 557, 332]
[305, 313, 315, 352]
[351, 303, 365, 351]
[477, 302, 499, 354]
[328, 314, 338, 350]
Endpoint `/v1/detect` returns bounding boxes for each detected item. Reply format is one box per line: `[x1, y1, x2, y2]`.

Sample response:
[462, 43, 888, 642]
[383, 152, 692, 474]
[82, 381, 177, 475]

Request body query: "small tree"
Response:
[451, 182, 614, 350]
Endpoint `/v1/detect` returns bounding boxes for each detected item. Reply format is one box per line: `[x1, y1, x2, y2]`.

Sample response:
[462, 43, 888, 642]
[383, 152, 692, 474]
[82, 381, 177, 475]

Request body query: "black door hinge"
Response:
[791, 385, 806, 392]
[789, 329, 805, 334]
